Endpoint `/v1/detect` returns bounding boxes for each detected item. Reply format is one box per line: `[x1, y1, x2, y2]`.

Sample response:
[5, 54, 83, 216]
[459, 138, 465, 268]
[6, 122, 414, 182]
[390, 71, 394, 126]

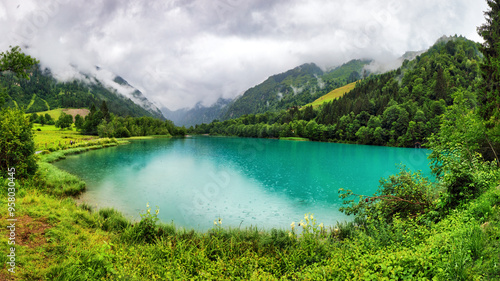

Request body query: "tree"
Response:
[82, 105, 104, 135]
[0, 46, 39, 80]
[428, 91, 500, 210]
[30, 113, 39, 123]
[74, 114, 84, 129]
[339, 167, 434, 223]
[38, 115, 46, 126]
[0, 47, 38, 179]
[0, 108, 37, 179]
[434, 66, 448, 100]
[101, 100, 111, 122]
[55, 112, 73, 129]
[477, 0, 500, 122]
[477, 0, 500, 160]
[44, 113, 54, 125]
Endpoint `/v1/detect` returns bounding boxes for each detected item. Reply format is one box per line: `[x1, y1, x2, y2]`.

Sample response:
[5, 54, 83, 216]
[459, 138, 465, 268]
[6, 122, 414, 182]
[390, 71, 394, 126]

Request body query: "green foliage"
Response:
[37, 162, 86, 196]
[0, 46, 39, 80]
[339, 167, 435, 223]
[477, 0, 500, 122]
[122, 203, 161, 244]
[0, 63, 163, 118]
[74, 114, 84, 129]
[97, 208, 130, 232]
[192, 37, 482, 148]
[428, 91, 500, 210]
[0, 107, 37, 179]
[221, 60, 370, 120]
[55, 112, 73, 129]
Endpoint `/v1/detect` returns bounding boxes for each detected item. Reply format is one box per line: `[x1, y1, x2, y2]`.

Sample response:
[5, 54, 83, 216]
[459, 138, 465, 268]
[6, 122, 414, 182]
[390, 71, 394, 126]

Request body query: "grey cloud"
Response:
[0, 0, 489, 110]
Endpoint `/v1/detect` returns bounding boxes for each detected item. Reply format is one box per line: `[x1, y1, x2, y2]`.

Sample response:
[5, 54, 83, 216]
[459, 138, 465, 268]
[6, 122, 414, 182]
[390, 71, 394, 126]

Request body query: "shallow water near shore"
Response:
[54, 136, 432, 231]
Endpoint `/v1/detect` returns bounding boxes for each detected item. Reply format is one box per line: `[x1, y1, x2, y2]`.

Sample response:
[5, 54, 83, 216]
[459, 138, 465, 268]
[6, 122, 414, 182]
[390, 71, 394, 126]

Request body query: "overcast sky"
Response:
[0, 0, 489, 110]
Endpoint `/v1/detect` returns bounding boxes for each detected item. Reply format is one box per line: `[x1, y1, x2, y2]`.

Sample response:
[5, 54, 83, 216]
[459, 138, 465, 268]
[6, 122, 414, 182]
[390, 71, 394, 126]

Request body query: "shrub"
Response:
[339, 167, 435, 223]
[0, 108, 37, 179]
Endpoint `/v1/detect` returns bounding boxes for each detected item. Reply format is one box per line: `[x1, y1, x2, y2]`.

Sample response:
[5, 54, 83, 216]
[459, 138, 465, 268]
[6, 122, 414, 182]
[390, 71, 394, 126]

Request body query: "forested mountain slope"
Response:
[221, 60, 370, 120]
[192, 35, 482, 148]
[0, 65, 164, 119]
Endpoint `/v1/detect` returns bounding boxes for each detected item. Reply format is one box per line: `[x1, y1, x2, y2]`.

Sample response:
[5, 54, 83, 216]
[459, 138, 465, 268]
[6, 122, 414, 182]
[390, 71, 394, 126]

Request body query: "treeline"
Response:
[191, 36, 482, 147]
[76, 101, 186, 138]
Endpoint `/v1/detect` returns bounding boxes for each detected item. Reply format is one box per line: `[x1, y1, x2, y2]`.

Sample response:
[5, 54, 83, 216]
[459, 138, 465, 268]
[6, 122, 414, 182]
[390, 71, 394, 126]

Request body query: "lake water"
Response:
[54, 136, 432, 231]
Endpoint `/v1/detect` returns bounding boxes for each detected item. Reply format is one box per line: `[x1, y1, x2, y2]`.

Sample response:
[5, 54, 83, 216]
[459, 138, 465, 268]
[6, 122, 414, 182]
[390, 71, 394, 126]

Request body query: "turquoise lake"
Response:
[54, 136, 432, 231]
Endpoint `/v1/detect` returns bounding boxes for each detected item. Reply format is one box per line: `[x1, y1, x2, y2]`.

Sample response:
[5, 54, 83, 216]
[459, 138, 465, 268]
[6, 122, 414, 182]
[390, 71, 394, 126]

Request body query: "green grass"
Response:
[26, 94, 37, 111]
[123, 135, 172, 140]
[1, 179, 499, 279]
[38, 140, 124, 163]
[28, 108, 64, 120]
[304, 81, 358, 108]
[33, 128, 99, 151]
[279, 137, 310, 141]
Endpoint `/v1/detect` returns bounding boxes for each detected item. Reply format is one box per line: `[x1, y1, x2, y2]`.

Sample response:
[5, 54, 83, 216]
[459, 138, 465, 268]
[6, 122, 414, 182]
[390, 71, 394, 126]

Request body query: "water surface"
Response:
[54, 136, 432, 230]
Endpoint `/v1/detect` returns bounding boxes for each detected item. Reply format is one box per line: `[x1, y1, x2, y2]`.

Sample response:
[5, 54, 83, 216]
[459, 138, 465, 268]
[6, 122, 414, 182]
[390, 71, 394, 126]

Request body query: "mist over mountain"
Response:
[0, 64, 164, 119]
[161, 98, 232, 127]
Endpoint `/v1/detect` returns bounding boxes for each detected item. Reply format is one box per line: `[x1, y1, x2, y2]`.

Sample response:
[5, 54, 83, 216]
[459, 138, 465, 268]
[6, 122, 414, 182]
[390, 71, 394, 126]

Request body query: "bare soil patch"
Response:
[62, 108, 90, 119]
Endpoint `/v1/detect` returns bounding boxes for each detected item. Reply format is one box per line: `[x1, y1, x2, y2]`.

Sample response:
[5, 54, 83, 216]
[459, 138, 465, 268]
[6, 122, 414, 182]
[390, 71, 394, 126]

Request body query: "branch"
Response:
[351, 193, 427, 206]
[486, 135, 500, 166]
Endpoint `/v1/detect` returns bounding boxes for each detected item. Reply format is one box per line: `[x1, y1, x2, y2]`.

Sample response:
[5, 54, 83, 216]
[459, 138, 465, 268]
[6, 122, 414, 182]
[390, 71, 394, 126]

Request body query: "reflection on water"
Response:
[54, 137, 432, 231]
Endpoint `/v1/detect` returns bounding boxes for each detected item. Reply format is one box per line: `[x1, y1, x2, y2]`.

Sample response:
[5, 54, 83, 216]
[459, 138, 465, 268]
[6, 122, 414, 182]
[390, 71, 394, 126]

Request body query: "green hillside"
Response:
[305, 81, 358, 108]
[0, 65, 163, 119]
[221, 60, 370, 120]
[192, 35, 483, 148]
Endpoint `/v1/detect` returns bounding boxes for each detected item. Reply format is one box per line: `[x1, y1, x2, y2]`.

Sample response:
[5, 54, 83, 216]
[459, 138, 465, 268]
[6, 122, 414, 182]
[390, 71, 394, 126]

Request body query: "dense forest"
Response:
[81, 101, 186, 137]
[191, 36, 482, 148]
[0, 65, 163, 119]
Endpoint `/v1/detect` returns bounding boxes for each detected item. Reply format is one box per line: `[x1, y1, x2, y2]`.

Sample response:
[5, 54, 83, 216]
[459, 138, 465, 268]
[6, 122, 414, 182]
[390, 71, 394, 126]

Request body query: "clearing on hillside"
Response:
[63, 108, 90, 119]
[305, 81, 358, 108]
[28, 108, 90, 120]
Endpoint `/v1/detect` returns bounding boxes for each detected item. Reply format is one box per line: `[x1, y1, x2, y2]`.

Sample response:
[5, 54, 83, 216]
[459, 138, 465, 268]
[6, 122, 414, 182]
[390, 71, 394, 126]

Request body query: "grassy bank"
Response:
[1, 164, 499, 279]
[279, 137, 310, 141]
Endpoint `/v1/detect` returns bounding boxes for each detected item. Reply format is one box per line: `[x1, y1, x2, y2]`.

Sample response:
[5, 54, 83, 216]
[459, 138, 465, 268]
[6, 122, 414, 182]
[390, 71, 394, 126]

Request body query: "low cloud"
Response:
[0, 0, 488, 110]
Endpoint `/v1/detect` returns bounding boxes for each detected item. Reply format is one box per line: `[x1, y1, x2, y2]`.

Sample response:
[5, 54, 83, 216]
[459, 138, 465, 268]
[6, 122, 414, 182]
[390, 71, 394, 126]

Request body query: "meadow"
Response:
[304, 81, 358, 109]
[28, 108, 90, 121]
[32, 125, 100, 151]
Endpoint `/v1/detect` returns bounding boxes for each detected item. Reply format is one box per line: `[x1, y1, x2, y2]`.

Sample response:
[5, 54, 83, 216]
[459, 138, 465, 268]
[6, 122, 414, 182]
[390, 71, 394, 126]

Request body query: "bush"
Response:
[339, 167, 435, 223]
[0, 108, 37, 179]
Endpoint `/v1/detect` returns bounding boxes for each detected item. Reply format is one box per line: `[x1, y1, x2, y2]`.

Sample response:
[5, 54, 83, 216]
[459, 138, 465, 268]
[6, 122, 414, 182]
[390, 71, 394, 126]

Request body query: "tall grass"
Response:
[39, 138, 122, 163]
[37, 162, 86, 196]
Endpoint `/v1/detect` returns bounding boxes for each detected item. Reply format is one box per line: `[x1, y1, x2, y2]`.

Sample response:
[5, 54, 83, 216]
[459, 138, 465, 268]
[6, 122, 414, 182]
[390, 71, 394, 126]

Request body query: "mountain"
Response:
[162, 59, 371, 126]
[0, 65, 164, 119]
[191, 35, 482, 148]
[221, 60, 371, 120]
[161, 97, 232, 127]
[112, 75, 164, 119]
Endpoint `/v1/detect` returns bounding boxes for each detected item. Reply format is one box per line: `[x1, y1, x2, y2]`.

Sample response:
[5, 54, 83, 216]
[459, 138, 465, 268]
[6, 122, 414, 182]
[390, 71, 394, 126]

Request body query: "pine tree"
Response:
[434, 66, 447, 100]
[101, 100, 111, 122]
[477, 0, 500, 122]
[477, 0, 500, 162]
